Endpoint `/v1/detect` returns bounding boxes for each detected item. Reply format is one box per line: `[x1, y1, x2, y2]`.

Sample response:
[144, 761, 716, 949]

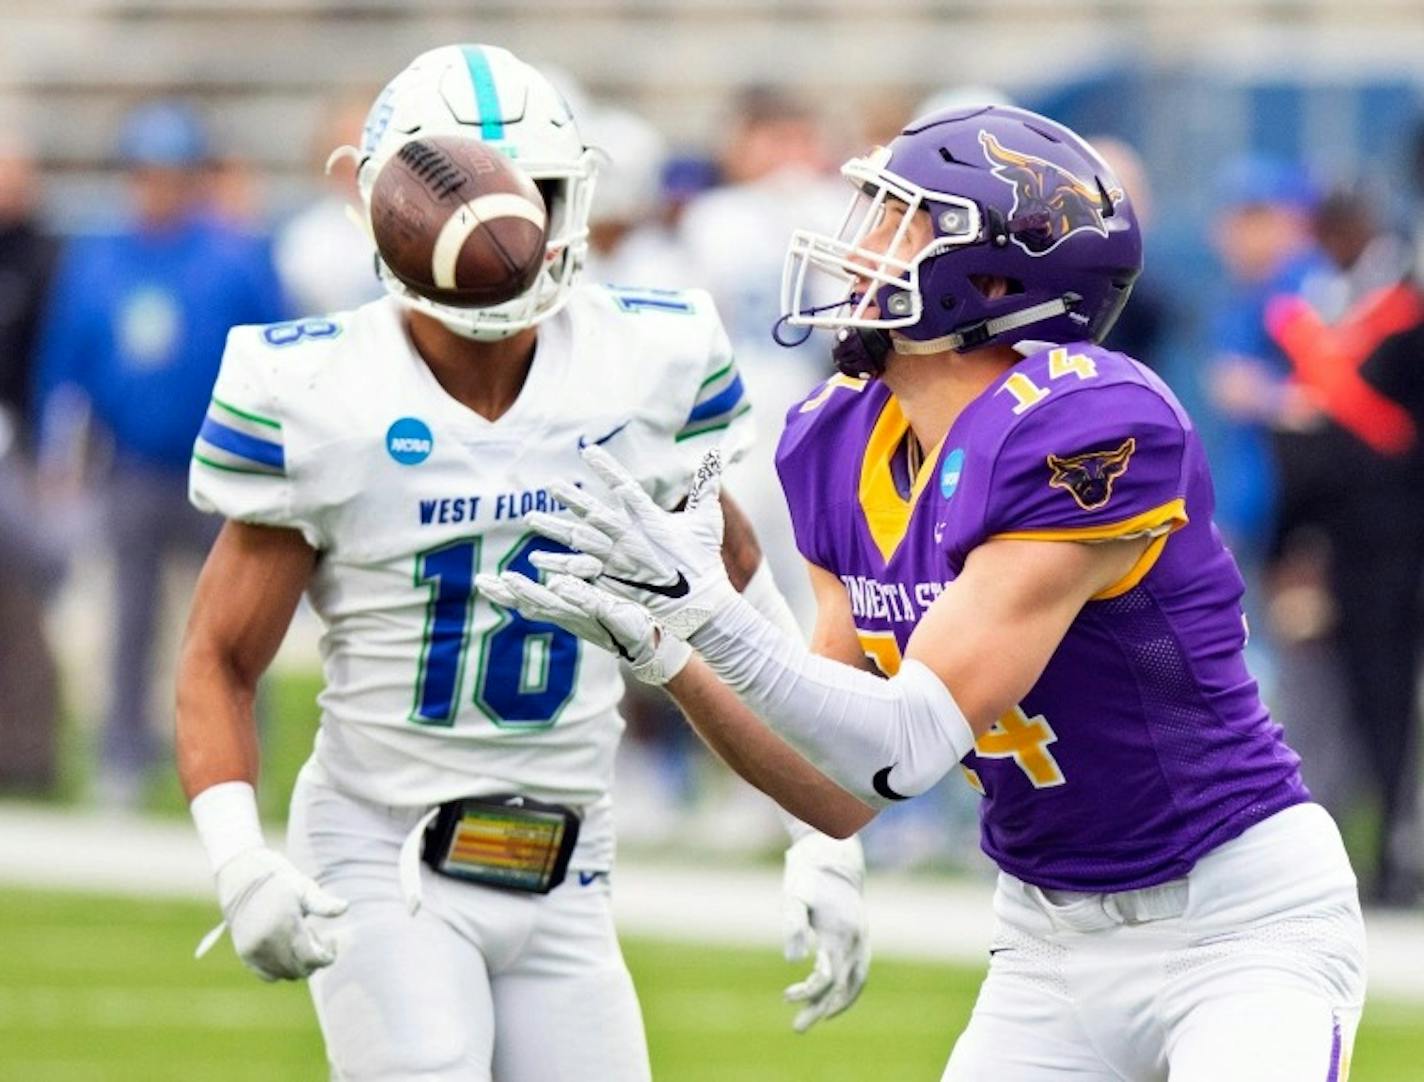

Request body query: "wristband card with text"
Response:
[423, 794, 580, 894]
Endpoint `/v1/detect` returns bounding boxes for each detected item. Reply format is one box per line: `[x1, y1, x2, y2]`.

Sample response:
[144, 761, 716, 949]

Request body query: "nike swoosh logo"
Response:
[578, 420, 630, 450]
[872, 765, 910, 801]
[578, 871, 608, 886]
[604, 569, 690, 599]
[595, 618, 634, 662]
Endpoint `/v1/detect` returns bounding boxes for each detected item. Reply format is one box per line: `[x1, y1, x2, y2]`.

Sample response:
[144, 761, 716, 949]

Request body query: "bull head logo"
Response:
[980, 131, 1123, 256]
[1046, 438, 1135, 510]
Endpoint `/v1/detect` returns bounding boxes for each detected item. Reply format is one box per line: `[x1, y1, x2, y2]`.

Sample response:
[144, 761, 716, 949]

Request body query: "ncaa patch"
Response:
[387, 417, 434, 465]
[940, 448, 966, 499]
[1046, 437, 1135, 510]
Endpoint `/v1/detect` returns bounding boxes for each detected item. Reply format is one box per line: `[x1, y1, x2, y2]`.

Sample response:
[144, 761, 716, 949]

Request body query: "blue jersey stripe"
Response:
[687, 372, 745, 425]
[198, 415, 286, 471]
[462, 45, 505, 141]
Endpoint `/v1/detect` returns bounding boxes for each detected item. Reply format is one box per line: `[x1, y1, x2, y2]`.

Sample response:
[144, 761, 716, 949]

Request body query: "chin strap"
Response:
[892, 293, 1082, 356]
[830, 292, 1082, 378]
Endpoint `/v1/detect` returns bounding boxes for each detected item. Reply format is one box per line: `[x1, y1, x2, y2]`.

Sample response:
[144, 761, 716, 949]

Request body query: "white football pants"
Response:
[944, 802, 1366, 1082]
[286, 765, 650, 1082]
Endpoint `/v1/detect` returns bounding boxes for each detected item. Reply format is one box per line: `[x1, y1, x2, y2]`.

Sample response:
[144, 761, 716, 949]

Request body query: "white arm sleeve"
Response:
[738, 559, 814, 842]
[690, 593, 976, 809]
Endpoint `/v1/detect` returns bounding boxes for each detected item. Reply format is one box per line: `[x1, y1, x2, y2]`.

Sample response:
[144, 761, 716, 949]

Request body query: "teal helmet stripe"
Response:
[461, 45, 505, 141]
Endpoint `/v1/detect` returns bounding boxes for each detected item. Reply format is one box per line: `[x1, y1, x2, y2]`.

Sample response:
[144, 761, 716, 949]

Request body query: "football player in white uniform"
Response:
[175, 45, 868, 1082]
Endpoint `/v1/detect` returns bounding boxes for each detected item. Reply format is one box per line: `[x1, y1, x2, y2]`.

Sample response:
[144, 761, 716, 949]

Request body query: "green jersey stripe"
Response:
[675, 400, 752, 443]
[210, 394, 282, 432]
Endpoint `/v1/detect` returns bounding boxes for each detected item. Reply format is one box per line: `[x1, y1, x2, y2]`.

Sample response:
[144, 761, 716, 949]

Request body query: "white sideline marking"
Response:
[0, 987, 312, 1029]
[0, 805, 1420, 1002]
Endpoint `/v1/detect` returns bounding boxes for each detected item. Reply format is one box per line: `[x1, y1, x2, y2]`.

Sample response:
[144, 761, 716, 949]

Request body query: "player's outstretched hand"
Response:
[525, 445, 737, 640]
[782, 833, 871, 1032]
[210, 848, 348, 982]
[478, 570, 692, 686]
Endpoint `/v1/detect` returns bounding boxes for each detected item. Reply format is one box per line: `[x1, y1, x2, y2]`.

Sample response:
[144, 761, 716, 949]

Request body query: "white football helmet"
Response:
[343, 44, 599, 340]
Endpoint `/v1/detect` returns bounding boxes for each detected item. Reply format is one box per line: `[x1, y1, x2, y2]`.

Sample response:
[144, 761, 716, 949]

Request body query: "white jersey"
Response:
[191, 286, 752, 866]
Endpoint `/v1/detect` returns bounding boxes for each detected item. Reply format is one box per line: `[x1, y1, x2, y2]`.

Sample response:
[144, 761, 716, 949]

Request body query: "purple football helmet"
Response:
[780, 105, 1142, 376]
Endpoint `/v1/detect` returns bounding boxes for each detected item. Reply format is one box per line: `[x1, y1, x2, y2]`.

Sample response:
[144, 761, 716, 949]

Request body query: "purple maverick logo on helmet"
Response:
[980, 131, 1123, 257]
[1046, 438, 1135, 511]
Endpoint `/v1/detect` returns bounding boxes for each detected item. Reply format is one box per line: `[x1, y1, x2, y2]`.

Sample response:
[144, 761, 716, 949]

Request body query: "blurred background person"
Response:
[582, 104, 674, 286]
[30, 100, 287, 807]
[204, 155, 268, 235]
[579, 103, 719, 846]
[1203, 156, 1346, 874]
[680, 83, 841, 372]
[0, 409, 64, 794]
[679, 85, 844, 630]
[600, 152, 723, 294]
[1204, 154, 1328, 564]
[1411, 117, 1424, 270]
[1265, 185, 1424, 905]
[272, 92, 383, 317]
[651, 86, 847, 850]
[0, 127, 61, 792]
[1347, 270, 1424, 908]
[0, 129, 55, 454]
[1094, 136, 1175, 369]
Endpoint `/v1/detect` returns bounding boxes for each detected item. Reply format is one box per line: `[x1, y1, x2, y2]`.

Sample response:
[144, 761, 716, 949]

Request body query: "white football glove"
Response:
[782, 832, 870, 1032]
[478, 569, 692, 686]
[526, 444, 737, 640]
[205, 848, 348, 982]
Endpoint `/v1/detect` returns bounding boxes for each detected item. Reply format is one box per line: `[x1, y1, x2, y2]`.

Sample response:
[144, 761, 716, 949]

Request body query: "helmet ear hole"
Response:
[968, 275, 1024, 299]
[534, 178, 565, 234]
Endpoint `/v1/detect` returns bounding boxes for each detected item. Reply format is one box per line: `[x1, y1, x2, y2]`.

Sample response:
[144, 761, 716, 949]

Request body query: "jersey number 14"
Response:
[412, 535, 579, 728]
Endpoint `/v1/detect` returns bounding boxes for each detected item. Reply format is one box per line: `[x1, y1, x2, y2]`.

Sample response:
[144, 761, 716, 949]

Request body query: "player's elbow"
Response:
[175, 625, 259, 728]
[804, 791, 878, 839]
[820, 807, 877, 840]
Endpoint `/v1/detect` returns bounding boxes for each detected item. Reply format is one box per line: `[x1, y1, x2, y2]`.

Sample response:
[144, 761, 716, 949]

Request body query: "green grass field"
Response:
[0, 889, 1419, 1081]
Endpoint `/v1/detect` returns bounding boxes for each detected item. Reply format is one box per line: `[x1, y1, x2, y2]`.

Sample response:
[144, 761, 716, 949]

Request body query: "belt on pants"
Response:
[1029, 877, 1189, 932]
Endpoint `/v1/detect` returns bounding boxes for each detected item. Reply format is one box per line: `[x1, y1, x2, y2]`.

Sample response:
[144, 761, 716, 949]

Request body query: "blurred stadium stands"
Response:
[3, 1, 1423, 221]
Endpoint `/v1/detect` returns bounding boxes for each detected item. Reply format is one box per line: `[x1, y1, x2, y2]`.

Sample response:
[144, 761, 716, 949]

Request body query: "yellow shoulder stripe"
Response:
[990, 497, 1188, 544]
[1093, 530, 1171, 600]
[989, 498, 1188, 599]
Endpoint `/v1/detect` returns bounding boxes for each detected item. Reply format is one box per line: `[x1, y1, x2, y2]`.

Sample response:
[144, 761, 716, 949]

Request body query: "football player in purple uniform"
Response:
[481, 106, 1367, 1081]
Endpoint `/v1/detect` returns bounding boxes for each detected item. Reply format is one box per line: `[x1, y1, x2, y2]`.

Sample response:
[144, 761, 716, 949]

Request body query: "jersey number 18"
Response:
[411, 535, 579, 728]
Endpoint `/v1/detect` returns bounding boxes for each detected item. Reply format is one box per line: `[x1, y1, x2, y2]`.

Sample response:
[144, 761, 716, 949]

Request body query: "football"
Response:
[370, 135, 548, 308]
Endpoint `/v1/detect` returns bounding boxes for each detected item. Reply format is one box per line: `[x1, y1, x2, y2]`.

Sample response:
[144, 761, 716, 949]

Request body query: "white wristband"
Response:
[629, 627, 693, 686]
[190, 780, 266, 874]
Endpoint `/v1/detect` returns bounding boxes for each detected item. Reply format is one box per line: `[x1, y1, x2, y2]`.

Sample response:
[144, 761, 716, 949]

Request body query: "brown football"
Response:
[370, 135, 548, 308]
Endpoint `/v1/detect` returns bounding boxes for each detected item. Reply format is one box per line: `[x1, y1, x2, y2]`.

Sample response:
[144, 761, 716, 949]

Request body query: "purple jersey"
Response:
[776, 344, 1308, 892]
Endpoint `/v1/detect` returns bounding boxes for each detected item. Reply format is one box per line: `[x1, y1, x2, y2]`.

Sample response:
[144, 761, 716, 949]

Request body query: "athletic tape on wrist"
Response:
[190, 780, 266, 874]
